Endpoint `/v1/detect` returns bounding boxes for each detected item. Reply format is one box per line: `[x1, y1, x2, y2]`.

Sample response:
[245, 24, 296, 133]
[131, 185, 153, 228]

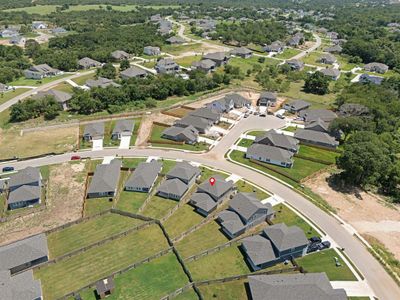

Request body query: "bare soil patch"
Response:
[304, 171, 400, 260]
[135, 113, 178, 146]
[0, 162, 87, 245]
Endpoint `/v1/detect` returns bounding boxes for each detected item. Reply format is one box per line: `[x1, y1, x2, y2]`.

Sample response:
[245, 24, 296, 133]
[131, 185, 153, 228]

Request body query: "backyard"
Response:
[163, 204, 204, 239]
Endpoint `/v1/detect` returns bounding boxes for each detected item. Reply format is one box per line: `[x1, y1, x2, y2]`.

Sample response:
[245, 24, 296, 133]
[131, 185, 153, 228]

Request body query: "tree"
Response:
[120, 59, 130, 71]
[97, 63, 116, 79]
[69, 91, 101, 115]
[304, 71, 330, 95]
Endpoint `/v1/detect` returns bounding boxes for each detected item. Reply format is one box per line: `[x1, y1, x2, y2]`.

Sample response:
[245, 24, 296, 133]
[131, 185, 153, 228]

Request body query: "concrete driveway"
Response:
[119, 136, 131, 149]
[92, 138, 103, 151]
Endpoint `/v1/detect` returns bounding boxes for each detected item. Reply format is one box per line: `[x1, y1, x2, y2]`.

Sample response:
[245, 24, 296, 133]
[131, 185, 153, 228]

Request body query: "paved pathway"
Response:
[119, 136, 131, 149]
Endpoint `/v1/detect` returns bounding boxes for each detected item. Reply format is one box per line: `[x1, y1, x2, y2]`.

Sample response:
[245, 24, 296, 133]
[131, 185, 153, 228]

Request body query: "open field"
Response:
[141, 195, 178, 220]
[175, 55, 202, 68]
[187, 244, 250, 280]
[273, 204, 320, 238]
[0, 126, 77, 159]
[3, 4, 144, 14]
[296, 248, 357, 281]
[229, 56, 279, 74]
[163, 204, 204, 239]
[175, 222, 229, 258]
[77, 253, 189, 300]
[34, 224, 169, 300]
[47, 213, 142, 258]
[198, 280, 248, 300]
[0, 88, 30, 105]
[9, 74, 71, 87]
[130, 117, 142, 146]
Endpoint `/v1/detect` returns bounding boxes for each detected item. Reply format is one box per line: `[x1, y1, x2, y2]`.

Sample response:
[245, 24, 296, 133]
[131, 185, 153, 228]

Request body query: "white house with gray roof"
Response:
[155, 58, 180, 74]
[83, 122, 105, 141]
[166, 162, 200, 186]
[87, 159, 122, 198]
[230, 47, 253, 59]
[254, 130, 299, 153]
[242, 223, 309, 270]
[246, 144, 294, 168]
[111, 119, 134, 140]
[248, 273, 347, 300]
[295, 129, 339, 149]
[0, 234, 48, 300]
[283, 99, 310, 113]
[218, 193, 274, 239]
[203, 52, 230, 66]
[124, 161, 162, 193]
[24, 64, 61, 80]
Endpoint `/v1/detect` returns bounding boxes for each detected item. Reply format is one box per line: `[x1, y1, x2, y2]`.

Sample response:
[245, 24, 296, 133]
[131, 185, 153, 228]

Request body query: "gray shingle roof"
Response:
[197, 175, 233, 199]
[112, 119, 134, 136]
[83, 122, 105, 139]
[319, 68, 340, 78]
[254, 130, 299, 152]
[157, 178, 188, 197]
[192, 59, 216, 70]
[364, 62, 389, 73]
[78, 57, 101, 68]
[125, 161, 162, 190]
[231, 47, 252, 55]
[162, 125, 198, 143]
[260, 91, 277, 101]
[174, 115, 212, 132]
[167, 162, 200, 182]
[294, 129, 338, 147]
[248, 273, 347, 300]
[247, 144, 294, 165]
[28, 64, 59, 74]
[0, 269, 43, 300]
[85, 77, 120, 88]
[87, 159, 122, 195]
[190, 192, 216, 212]
[305, 118, 329, 132]
[299, 109, 337, 122]
[8, 185, 40, 205]
[320, 53, 336, 63]
[285, 99, 310, 111]
[166, 36, 185, 44]
[229, 193, 273, 222]
[8, 167, 40, 189]
[32, 89, 72, 104]
[224, 93, 251, 107]
[120, 66, 147, 79]
[204, 52, 229, 62]
[242, 235, 277, 265]
[0, 234, 48, 271]
[263, 223, 309, 252]
[325, 44, 342, 53]
[188, 107, 220, 123]
[111, 50, 130, 60]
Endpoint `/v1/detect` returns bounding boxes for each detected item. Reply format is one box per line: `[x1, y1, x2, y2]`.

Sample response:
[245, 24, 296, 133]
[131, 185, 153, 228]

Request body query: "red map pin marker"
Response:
[209, 177, 216, 186]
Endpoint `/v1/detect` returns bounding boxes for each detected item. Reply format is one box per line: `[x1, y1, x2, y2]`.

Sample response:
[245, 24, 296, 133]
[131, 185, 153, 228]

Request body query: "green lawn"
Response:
[163, 204, 204, 239]
[116, 190, 149, 214]
[130, 117, 142, 146]
[141, 195, 179, 220]
[0, 88, 30, 105]
[198, 166, 229, 183]
[175, 222, 229, 258]
[246, 131, 266, 137]
[173, 289, 199, 300]
[236, 180, 270, 200]
[283, 126, 298, 132]
[150, 124, 209, 151]
[53, 82, 75, 93]
[237, 138, 254, 148]
[121, 158, 146, 169]
[298, 145, 339, 164]
[198, 280, 248, 300]
[47, 213, 142, 258]
[272, 204, 320, 239]
[175, 55, 202, 68]
[75, 253, 190, 300]
[229, 56, 279, 74]
[72, 73, 96, 86]
[9, 74, 70, 87]
[161, 160, 177, 174]
[275, 48, 302, 59]
[296, 249, 357, 281]
[34, 225, 169, 300]
[187, 244, 250, 281]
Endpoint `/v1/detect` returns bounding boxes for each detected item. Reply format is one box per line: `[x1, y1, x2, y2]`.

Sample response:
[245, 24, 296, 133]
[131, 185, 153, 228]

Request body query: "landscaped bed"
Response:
[34, 224, 169, 300]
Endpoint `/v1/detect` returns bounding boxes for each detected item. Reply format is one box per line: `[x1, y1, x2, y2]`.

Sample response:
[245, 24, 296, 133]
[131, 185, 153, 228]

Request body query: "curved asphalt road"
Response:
[2, 115, 400, 300]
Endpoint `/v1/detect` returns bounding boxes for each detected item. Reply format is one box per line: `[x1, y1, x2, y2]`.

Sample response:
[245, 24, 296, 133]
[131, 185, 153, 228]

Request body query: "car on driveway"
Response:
[318, 241, 331, 250]
[2, 166, 14, 172]
[309, 236, 322, 244]
[307, 243, 319, 253]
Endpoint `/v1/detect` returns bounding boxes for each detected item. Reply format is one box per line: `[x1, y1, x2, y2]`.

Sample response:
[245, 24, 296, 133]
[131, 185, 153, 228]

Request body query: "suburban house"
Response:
[241, 223, 309, 270]
[225, 93, 251, 108]
[364, 62, 389, 74]
[246, 144, 294, 168]
[287, 35, 302, 47]
[0, 29, 19, 38]
[327, 31, 339, 39]
[263, 41, 284, 53]
[359, 73, 384, 85]
[283, 99, 311, 113]
[111, 119, 134, 140]
[319, 53, 336, 64]
[299, 109, 337, 123]
[83, 122, 105, 141]
[155, 58, 180, 74]
[230, 47, 253, 59]
[0, 83, 9, 93]
[188, 107, 221, 124]
[191, 59, 216, 73]
[31, 89, 72, 111]
[325, 45, 342, 53]
[305, 118, 330, 133]
[294, 129, 339, 149]
[319, 68, 341, 80]
[158, 20, 173, 35]
[257, 91, 277, 107]
[208, 93, 251, 113]
[24, 64, 61, 80]
[85, 77, 121, 89]
[124, 161, 162, 193]
[10, 36, 26, 46]
[162, 125, 199, 144]
[32, 21, 47, 30]
[166, 36, 186, 44]
[78, 57, 102, 69]
[143, 46, 161, 56]
[7, 167, 42, 210]
[96, 276, 115, 299]
[190, 175, 234, 216]
[203, 52, 230, 66]
[174, 115, 213, 134]
[110, 50, 130, 60]
[254, 130, 300, 153]
[0, 234, 48, 300]
[218, 193, 275, 239]
[157, 162, 201, 200]
[286, 59, 304, 70]
[248, 273, 347, 300]
[120, 66, 148, 80]
[87, 159, 122, 198]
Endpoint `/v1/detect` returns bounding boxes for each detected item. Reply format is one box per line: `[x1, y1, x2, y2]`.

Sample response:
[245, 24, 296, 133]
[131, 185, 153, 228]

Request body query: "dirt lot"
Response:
[0, 126, 78, 159]
[135, 113, 178, 146]
[304, 171, 400, 260]
[0, 162, 87, 246]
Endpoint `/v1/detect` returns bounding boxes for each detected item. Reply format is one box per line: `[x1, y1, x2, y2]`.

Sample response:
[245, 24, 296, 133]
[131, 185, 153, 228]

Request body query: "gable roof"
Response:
[0, 269, 43, 300]
[254, 130, 299, 151]
[204, 52, 229, 62]
[8, 167, 40, 188]
[231, 47, 253, 55]
[364, 62, 389, 72]
[85, 77, 120, 88]
[259, 91, 277, 101]
[299, 109, 337, 122]
[125, 161, 162, 190]
[224, 93, 251, 107]
[157, 178, 188, 197]
[294, 129, 338, 147]
[229, 193, 273, 221]
[192, 59, 216, 70]
[248, 273, 347, 300]
[78, 57, 101, 68]
[188, 107, 220, 122]
[87, 159, 122, 194]
[111, 50, 130, 59]
[197, 175, 233, 199]
[8, 185, 41, 205]
[242, 235, 277, 265]
[174, 115, 212, 131]
[285, 99, 310, 111]
[320, 53, 336, 63]
[162, 125, 198, 143]
[83, 122, 104, 138]
[305, 118, 329, 132]
[28, 64, 59, 74]
[167, 162, 200, 182]
[190, 192, 217, 212]
[325, 45, 342, 53]
[112, 119, 134, 135]
[247, 144, 294, 165]
[319, 68, 340, 78]
[263, 223, 308, 252]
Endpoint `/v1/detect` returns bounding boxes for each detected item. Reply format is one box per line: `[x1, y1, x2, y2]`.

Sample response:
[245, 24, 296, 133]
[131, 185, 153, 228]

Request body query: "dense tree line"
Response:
[0, 45, 30, 83]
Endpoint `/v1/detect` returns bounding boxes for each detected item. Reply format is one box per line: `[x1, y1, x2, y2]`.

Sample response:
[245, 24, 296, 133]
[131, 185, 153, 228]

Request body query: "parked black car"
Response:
[318, 241, 331, 250]
[307, 243, 319, 253]
[309, 236, 322, 244]
[2, 166, 14, 172]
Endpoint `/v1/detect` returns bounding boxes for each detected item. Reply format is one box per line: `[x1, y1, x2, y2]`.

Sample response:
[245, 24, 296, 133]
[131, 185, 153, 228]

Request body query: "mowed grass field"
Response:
[198, 280, 248, 300]
[141, 194, 179, 220]
[236, 179, 271, 200]
[47, 213, 143, 258]
[163, 204, 204, 239]
[116, 190, 149, 214]
[77, 253, 190, 300]
[34, 224, 169, 299]
[187, 244, 250, 281]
